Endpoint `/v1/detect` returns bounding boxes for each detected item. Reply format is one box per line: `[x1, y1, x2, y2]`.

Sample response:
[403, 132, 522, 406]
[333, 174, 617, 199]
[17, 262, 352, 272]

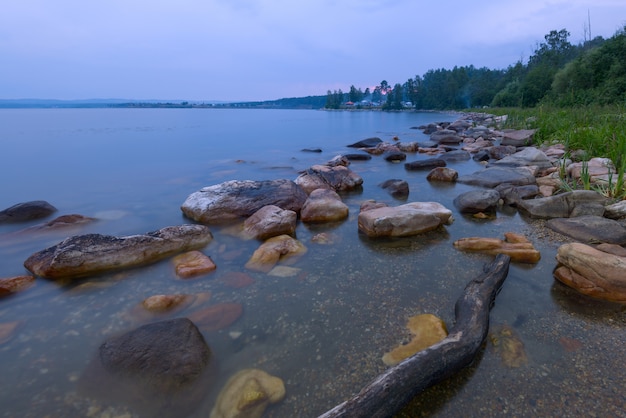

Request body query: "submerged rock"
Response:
[187, 303, 243, 332]
[453, 232, 541, 263]
[245, 235, 307, 273]
[24, 224, 213, 280]
[379, 179, 410, 199]
[0, 275, 35, 297]
[517, 190, 609, 219]
[0, 200, 57, 223]
[546, 215, 626, 245]
[382, 314, 448, 366]
[489, 324, 528, 368]
[173, 250, 217, 278]
[404, 158, 446, 171]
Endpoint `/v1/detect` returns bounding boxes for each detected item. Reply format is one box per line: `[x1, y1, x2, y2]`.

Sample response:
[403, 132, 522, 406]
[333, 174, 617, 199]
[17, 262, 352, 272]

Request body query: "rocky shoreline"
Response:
[1, 111, 626, 417]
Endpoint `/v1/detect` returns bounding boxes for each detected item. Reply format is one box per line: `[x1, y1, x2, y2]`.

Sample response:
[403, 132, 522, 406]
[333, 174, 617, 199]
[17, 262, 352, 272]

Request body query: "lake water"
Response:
[0, 108, 624, 417]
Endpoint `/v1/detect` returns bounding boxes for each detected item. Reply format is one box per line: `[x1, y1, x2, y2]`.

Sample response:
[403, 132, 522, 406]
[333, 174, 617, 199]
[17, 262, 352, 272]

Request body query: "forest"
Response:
[324, 26, 626, 110]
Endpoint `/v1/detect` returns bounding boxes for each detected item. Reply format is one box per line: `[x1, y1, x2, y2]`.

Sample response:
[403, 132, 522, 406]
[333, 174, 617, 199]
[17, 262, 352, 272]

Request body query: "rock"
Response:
[301, 148, 322, 153]
[342, 153, 372, 161]
[301, 189, 349, 223]
[0, 200, 57, 223]
[404, 158, 446, 171]
[358, 202, 453, 238]
[554, 242, 626, 302]
[517, 190, 609, 219]
[487, 145, 517, 160]
[567, 158, 615, 183]
[24, 224, 213, 280]
[243, 205, 297, 240]
[489, 324, 528, 368]
[0, 321, 22, 344]
[462, 138, 493, 154]
[495, 184, 540, 205]
[426, 167, 458, 182]
[181, 179, 307, 223]
[3, 214, 96, 237]
[382, 314, 448, 366]
[490, 147, 553, 169]
[82, 318, 211, 418]
[219, 271, 256, 288]
[268, 265, 301, 277]
[0, 275, 35, 297]
[141, 294, 195, 313]
[457, 167, 536, 188]
[447, 119, 472, 132]
[397, 142, 420, 153]
[546, 215, 626, 245]
[383, 152, 407, 162]
[438, 150, 470, 162]
[245, 235, 307, 272]
[500, 129, 536, 146]
[173, 250, 217, 278]
[347, 137, 382, 148]
[295, 164, 363, 194]
[453, 232, 541, 263]
[596, 243, 626, 257]
[453, 190, 501, 214]
[379, 179, 409, 199]
[604, 199, 626, 219]
[210, 368, 286, 418]
[187, 303, 243, 332]
[430, 129, 463, 144]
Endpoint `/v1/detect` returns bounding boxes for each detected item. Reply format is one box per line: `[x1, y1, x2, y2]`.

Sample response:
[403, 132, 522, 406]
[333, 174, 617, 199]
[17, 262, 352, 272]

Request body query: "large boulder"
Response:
[0, 200, 57, 223]
[457, 167, 536, 188]
[554, 242, 626, 302]
[295, 164, 363, 194]
[301, 188, 349, 223]
[24, 225, 212, 280]
[517, 190, 609, 219]
[358, 201, 453, 238]
[81, 318, 211, 418]
[243, 205, 297, 240]
[546, 215, 626, 245]
[181, 179, 307, 223]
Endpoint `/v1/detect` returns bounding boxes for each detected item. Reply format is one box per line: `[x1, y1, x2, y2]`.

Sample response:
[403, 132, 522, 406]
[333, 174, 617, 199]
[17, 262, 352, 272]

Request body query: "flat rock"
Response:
[181, 179, 307, 223]
[358, 202, 453, 238]
[453, 232, 541, 263]
[438, 150, 470, 162]
[187, 303, 243, 332]
[517, 190, 609, 219]
[342, 153, 372, 161]
[347, 137, 382, 148]
[554, 242, 626, 302]
[490, 147, 553, 169]
[382, 314, 448, 366]
[453, 189, 501, 214]
[24, 224, 213, 280]
[457, 167, 536, 188]
[243, 205, 297, 240]
[0, 275, 35, 297]
[546, 215, 626, 245]
[0, 200, 57, 223]
[404, 158, 446, 171]
[500, 129, 536, 146]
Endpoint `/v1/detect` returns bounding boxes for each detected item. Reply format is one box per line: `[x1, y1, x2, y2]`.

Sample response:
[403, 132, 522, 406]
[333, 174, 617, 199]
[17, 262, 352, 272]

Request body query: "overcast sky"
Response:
[1, 0, 624, 102]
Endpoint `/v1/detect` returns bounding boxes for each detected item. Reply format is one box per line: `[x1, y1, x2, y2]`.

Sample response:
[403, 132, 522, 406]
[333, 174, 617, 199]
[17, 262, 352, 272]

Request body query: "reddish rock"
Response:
[187, 303, 243, 332]
[142, 294, 195, 312]
[219, 272, 255, 289]
[173, 250, 217, 278]
[0, 275, 35, 296]
[453, 232, 541, 263]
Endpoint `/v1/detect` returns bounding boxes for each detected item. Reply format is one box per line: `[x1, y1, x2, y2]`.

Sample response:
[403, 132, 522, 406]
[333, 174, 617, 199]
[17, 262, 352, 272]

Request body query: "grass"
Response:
[487, 105, 626, 200]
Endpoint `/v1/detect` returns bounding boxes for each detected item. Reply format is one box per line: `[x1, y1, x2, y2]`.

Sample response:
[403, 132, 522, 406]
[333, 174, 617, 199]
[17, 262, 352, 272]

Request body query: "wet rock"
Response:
[404, 158, 446, 171]
[554, 242, 626, 302]
[358, 201, 453, 238]
[0, 200, 57, 223]
[187, 303, 243, 332]
[342, 153, 372, 161]
[219, 271, 255, 289]
[173, 250, 217, 278]
[438, 150, 470, 162]
[82, 318, 212, 418]
[295, 164, 363, 194]
[453, 232, 541, 263]
[301, 148, 322, 153]
[141, 294, 196, 313]
[210, 368, 286, 418]
[487, 145, 517, 160]
[457, 167, 536, 188]
[0, 321, 22, 344]
[546, 215, 626, 245]
[243, 205, 297, 240]
[3, 214, 96, 237]
[517, 190, 609, 219]
[301, 188, 349, 223]
[347, 137, 382, 148]
[181, 179, 307, 223]
[379, 179, 409, 199]
[396, 142, 420, 153]
[382, 314, 448, 366]
[383, 151, 407, 162]
[453, 189, 501, 214]
[0, 275, 35, 297]
[426, 167, 458, 182]
[24, 224, 213, 280]
[245, 235, 307, 272]
[500, 129, 536, 146]
[489, 324, 528, 368]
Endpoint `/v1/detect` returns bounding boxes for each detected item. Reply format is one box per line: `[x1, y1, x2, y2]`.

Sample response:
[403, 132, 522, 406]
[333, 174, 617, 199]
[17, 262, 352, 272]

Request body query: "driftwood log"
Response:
[318, 254, 511, 418]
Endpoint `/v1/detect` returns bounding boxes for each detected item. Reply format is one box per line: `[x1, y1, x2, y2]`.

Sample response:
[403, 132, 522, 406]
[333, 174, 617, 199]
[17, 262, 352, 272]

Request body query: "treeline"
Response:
[326, 26, 626, 110]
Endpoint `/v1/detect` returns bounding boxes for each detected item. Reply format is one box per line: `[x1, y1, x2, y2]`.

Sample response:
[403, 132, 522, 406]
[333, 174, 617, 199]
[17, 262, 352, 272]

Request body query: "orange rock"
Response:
[453, 233, 541, 263]
[173, 250, 216, 278]
[382, 314, 448, 366]
[187, 303, 243, 332]
[142, 294, 194, 312]
[0, 275, 35, 296]
[0, 321, 22, 344]
[220, 272, 255, 289]
[245, 235, 307, 273]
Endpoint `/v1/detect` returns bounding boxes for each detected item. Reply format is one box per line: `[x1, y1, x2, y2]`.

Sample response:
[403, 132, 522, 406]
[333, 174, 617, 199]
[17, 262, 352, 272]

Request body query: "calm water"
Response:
[0, 108, 624, 417]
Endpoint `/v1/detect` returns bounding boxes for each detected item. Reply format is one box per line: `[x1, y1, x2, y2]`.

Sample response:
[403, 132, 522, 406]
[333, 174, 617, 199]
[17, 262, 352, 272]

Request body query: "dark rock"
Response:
[404, 158, 446, 171]
[438, 150, 471, 162]
[546, 215, 626, 245]
[301, 148, 322, 153]
[0, 201, 57, 223]
[517, 190, 609, 219]
[453, 190, 501, 214]
[343, 153, 372, 161]
[472, 150, 491, 162]
[457, 167, 536, 188]
[24, 224, 213, 280]
[379, 179, 410, 199]
[384, 152, 407, 162]
[182, 179, 308, 223]
[421, 123, 439, 135]
[347, 137, 382, 148]
[81, 318, 211, 418]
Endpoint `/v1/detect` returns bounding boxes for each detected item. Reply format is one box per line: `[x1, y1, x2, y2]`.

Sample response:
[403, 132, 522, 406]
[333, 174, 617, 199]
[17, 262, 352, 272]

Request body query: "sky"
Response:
[1, 0, 625, 102]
